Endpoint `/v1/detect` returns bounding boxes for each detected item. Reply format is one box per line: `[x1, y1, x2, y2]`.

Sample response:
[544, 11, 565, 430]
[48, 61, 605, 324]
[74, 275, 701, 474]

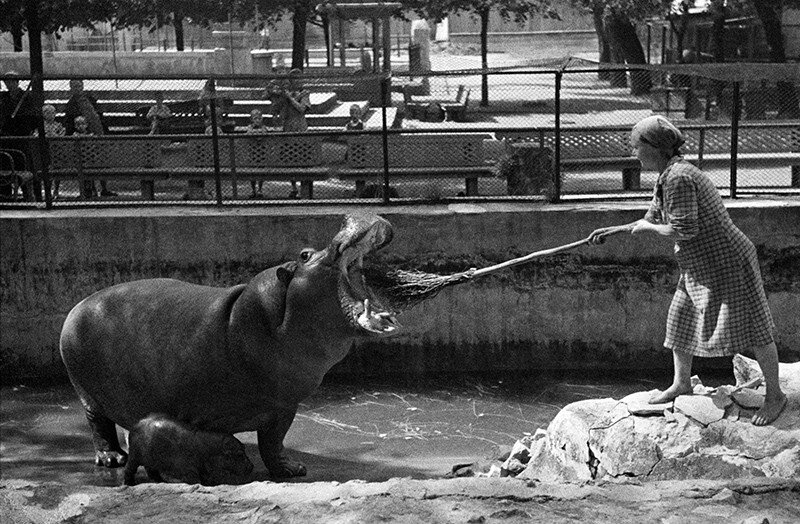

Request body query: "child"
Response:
[246, 109, 268, 134]
[72, 116, 107, 198]
[246, 109, 269, 198]
[345, 104, 364, 131]
[33, 104, 65, 198]
[146, 91, 171, 135]
[34, 104, 65, 137]
[72, 115, 91, 136]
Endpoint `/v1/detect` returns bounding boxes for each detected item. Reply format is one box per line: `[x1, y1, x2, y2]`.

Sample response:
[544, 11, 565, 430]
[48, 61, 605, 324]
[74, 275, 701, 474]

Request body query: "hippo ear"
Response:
[277, 261, 297, 287]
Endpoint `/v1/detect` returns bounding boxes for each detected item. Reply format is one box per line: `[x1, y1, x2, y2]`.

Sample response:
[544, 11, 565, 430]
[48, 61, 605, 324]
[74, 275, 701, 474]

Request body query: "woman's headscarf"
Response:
[631, 115, 685, 154]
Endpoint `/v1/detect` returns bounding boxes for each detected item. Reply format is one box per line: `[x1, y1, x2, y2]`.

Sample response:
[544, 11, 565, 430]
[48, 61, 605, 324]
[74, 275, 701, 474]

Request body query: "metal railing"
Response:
[1, 64, 798, 209]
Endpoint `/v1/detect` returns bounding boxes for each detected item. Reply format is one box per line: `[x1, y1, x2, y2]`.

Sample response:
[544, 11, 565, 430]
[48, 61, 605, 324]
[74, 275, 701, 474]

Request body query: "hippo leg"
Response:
[72, 380, 127, 467]
[257, 410, 307, 479]
[86, 408, 128, 468]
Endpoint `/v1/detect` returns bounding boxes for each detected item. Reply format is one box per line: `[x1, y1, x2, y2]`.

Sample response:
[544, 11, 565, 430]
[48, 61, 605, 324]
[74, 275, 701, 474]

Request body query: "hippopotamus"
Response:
[124, 413, 253, 486]
[60, 212, 399, 478]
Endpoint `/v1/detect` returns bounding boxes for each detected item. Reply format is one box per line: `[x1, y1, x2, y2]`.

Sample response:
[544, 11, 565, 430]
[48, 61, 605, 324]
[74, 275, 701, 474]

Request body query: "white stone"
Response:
[674, 395, 725, 426]
[518, 361, 800, 482]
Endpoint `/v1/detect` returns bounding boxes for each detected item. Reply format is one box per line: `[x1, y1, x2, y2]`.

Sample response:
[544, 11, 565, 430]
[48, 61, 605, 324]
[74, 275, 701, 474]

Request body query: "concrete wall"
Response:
[2, 202, 798, 380]
[0, 51, 222, 77]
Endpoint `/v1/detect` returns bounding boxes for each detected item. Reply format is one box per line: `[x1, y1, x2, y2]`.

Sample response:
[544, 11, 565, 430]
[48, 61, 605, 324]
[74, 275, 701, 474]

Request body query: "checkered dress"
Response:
[644, 157, 775, 357]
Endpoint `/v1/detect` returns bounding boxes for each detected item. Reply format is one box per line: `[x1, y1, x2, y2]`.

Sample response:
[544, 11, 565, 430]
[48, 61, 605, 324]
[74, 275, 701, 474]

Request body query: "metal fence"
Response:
[1, 63, 798, 208]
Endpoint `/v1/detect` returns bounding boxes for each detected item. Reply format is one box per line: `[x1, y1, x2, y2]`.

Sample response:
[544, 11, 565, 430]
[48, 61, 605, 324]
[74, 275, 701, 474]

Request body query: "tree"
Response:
[0, 0, 101, 51]
[570, 1, 669, 94]
[231, 0, 323, 70]
[111, 0, 229, 51]
[409, 0, 559, 106]
[748, 0, 800, 117]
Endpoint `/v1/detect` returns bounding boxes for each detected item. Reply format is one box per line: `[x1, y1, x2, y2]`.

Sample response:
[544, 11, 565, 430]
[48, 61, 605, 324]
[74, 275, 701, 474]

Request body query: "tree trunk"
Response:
[321, 14, 332, 66]
[603, 9, 651, 95]
[291, 3, 310, 70]
[173, 13, 185, 51]
[480, 8, 489, 107]
[12, 20, 24, 52]
[750, 0, 799, 117]
[592, 4, 611, 80]
[710, 0, 725, 62]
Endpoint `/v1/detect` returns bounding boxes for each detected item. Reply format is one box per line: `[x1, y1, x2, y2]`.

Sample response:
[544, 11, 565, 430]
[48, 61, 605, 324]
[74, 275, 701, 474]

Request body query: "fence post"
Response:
[209, 80, 224, 206]
[380, 75, 391, 204]
[730, 81, 740, 199]
[552, 71, 562, 203]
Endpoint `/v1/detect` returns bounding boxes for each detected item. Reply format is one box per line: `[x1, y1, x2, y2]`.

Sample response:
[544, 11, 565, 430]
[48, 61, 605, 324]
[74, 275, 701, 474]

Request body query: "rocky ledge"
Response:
[495, 355, 799, 483]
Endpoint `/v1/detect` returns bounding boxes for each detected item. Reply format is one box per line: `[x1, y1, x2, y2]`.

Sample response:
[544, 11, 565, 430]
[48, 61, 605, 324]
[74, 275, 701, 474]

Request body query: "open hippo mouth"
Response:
[333, 213, 401, 334]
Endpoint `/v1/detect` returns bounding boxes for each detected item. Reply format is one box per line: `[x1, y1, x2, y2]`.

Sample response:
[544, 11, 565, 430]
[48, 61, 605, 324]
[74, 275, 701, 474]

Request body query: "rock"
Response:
[710, 488, 738, 503]
[732, 389, 765, 409]
[519, 361, 800, 482]
[740, 518, 770, 524]
[733, 354, 763, 386]
[674, 395, 726, 426]
[622, 390, 673, 416]
[501, 439, 531, 476]
[518, 398, 618, 482]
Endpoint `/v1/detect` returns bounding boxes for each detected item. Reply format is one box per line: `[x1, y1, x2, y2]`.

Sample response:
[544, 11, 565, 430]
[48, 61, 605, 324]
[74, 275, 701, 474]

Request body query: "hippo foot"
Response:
[268, 459, 307, 479]
[95, 450, 128, 468]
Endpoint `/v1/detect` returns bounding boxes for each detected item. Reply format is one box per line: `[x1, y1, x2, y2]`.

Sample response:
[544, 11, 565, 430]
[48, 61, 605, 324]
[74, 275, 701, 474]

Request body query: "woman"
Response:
[589, 115, 786, 426]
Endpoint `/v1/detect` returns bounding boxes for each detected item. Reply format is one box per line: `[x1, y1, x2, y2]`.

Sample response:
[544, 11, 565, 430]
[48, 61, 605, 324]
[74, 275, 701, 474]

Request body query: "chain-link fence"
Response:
[2, 63, 798, 208]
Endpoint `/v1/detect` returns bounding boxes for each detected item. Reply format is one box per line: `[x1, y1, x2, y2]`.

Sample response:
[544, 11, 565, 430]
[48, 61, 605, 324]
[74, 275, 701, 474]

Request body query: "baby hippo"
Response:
[124, 413, 253, 486]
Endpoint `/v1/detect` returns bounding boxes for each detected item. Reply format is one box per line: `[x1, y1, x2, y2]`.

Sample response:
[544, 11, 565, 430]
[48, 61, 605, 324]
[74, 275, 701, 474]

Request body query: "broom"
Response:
[364, 237, 591, 310]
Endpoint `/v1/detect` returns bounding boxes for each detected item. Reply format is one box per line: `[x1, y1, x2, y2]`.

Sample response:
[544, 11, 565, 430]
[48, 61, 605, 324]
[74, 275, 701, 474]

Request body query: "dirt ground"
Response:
[3, 476, 799, 523]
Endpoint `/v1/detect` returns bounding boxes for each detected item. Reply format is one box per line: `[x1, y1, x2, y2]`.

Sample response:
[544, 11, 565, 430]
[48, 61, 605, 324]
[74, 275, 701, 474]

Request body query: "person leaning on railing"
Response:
[64, 78, 116, 197]
[588, 115, 787, 427]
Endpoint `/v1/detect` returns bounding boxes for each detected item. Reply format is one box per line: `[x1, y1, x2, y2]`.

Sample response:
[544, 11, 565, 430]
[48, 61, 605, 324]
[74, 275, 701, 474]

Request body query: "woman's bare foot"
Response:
[649, 383, 692, 404]
[752, 394, 787, 426]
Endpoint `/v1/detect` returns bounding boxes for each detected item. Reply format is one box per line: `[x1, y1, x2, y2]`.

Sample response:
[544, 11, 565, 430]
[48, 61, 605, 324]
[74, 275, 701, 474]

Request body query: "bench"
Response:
[44, 135, 331, 200]
[133, 98, 236, 135]
[175, 135, 330, 199]
[555, 128, 644, 190]
[1, 148, 36, 201]
[336, 133, 494, 196]
[681, 124, 800, 187]
[405, 84, 466, 122]
[47, 138, 173, 198]
[440, 88, 471, 122]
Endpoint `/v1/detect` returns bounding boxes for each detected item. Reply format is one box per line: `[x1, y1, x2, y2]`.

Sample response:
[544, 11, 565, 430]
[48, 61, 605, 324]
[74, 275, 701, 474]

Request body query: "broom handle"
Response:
[471, 237, 591, 278]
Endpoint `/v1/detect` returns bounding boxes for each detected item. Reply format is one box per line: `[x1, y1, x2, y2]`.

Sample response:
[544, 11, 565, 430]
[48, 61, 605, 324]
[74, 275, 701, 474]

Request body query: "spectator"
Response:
[1, 71, 37, 137]
[33, 104, 65, 138]
[275, 69, 310, 198]
[146, 91, 172, 135]
[345, 104, 364, 131]
[33, 104, 66, 199]
[1, 71, 38, 200]
[71, 115, 104, 198]
[203, 106, 225, 136]
[246, 109, 269, 198]
[198, 79, 215, 119]
[65, 79, 116, 196]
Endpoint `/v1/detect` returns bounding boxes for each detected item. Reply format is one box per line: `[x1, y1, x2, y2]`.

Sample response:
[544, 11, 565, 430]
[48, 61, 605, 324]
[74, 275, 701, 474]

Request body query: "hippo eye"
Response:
[299, 249, 314, 263]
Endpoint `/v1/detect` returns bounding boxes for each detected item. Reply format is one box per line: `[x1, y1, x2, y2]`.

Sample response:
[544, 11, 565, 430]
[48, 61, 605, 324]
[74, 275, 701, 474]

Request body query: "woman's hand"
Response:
[588, 225, 626, 245]
[631, 220, 652, 236]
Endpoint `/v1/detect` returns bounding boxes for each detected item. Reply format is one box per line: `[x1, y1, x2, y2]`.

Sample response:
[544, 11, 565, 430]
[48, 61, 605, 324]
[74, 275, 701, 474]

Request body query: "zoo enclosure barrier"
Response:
[1, 62, 798, 208]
